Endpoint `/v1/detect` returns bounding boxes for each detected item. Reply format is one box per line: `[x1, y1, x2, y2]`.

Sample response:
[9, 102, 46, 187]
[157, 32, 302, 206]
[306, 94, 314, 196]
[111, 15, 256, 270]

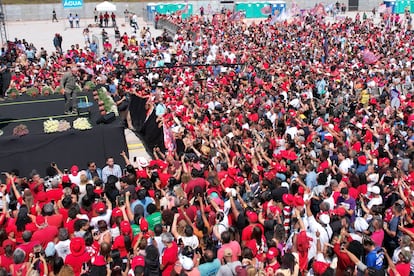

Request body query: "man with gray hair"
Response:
[55, 228, 71, 260]
[60, 66, 79, 115]
[160, 232, 178, 276]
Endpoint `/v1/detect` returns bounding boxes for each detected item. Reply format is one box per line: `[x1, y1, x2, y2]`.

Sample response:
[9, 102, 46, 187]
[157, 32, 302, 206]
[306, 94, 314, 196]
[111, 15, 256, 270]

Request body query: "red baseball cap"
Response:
[131, 255, 145, 269]
[266, 247, 279, 260]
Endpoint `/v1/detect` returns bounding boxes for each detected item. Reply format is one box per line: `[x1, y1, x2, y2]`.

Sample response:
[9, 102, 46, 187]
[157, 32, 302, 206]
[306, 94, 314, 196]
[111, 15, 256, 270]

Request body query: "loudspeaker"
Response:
[96, 112, 116, 124]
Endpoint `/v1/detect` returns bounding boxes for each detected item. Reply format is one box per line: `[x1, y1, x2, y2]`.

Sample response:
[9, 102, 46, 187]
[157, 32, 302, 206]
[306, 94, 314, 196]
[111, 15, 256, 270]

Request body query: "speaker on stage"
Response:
[96, 112, 116, 124]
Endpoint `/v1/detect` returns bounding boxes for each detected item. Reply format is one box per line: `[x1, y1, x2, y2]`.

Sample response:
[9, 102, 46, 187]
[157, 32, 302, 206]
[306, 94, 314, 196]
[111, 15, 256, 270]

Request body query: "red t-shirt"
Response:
[46, 189, 63, 202]
[65, 252, 91, 276]
[32, 225, 59, 248]
[0, 255, 13, 272]
[162, 242, 178, 276]
[43, 214, 63, 228]
[389, 262, 410, 276]
[112, 235, 130, 258]
[17, 241, 40, 261]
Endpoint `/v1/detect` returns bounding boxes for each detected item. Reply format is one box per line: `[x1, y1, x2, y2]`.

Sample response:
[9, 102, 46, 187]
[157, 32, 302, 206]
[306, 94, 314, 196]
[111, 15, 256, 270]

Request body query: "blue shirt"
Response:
[198, 259, 221, 276]
[366, 247, 384, 270]
[305, 170, 317, 189]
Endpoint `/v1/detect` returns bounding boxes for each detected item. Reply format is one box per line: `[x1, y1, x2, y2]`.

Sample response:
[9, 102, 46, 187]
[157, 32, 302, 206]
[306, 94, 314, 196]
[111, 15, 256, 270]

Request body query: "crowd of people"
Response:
[1, 5, 414, 276]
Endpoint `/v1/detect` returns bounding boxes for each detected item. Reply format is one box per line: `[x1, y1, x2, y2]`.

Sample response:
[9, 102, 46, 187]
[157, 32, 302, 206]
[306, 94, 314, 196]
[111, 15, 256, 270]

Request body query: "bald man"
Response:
[61, 66, 79, 114]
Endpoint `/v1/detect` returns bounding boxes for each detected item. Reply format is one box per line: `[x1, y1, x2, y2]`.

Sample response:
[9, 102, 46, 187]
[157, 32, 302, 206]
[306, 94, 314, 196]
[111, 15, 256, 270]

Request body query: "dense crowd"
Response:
[1, 6, 414, 276]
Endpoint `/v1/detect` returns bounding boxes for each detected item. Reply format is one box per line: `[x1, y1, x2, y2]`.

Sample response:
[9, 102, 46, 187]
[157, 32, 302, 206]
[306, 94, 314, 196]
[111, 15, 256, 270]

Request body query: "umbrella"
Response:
[96, 1, 116, 12]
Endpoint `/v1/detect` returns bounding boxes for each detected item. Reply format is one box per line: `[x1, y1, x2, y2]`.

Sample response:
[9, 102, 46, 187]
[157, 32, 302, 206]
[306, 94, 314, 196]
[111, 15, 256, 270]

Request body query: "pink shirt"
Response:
[371, 229, 384, 247]
[217, 241, 242, 262]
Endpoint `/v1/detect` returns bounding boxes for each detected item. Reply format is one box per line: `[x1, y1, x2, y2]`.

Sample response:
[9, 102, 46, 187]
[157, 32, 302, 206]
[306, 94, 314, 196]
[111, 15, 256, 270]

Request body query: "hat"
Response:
[246, 211, 258, 223]
[313, 261, 330, 275]
[137, 157, 149, 168]
[282, 194, 295, 206]
[331, 207, 346, 217]
[120, 221, 132, 235]
[368, 185, 380, 195]
[94, 202, 106, 213]
[112, 208, 123, 218]
[224, 248, 233, 257]
[354, 217, 369, 232]
[70, 165, 79, 176]
[131, 255, 145, 269]
[319, 213, 330, 225]
[181, 256, 194, 271]
[61, 175, 70, 183]
[15, 68, 20, 73]
[294, 195, 305, 207]
[357, 155, 367, 165]
[140, 218, 149, 232]
[266, 247, 278, 260]
[45, 242, 56, 257]
[70, 237, 86, 257]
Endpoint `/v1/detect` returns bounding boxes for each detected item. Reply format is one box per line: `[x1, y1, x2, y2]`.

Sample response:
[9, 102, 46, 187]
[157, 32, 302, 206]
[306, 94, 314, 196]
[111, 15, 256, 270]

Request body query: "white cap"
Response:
[137, 157, 149, 168]
[368, 185, 380, 195]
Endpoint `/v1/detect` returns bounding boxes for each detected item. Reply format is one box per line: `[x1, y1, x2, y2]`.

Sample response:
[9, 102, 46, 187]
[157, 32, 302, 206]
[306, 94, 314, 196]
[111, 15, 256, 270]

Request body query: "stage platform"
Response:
[0, 92, 127, 177]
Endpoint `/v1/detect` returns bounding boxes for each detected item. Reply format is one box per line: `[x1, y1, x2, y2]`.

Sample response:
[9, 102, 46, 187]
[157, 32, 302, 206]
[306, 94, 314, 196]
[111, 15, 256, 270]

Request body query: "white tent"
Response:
[96, 1, 117, 12]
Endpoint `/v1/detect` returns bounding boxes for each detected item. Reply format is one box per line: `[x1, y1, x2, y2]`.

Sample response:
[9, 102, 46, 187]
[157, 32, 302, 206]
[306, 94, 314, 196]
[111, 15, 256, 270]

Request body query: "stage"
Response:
[0, 92, 128, 177]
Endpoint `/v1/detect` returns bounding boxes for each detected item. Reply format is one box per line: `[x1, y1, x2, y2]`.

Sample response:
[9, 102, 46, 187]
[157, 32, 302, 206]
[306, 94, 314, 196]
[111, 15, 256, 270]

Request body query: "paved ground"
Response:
[5, 16, 163, 54]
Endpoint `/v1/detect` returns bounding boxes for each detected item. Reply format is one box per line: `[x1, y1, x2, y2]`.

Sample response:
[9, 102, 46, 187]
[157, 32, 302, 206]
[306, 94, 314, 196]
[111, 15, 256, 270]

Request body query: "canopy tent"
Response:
[96, 1, 117, 12]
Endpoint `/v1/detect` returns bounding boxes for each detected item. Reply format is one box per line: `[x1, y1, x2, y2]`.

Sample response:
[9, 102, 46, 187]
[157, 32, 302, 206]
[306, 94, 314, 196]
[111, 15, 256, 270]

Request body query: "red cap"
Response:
[266, 247, 279, 260]
[269, 205, 281, 215]
[94, 202, 106, 213]
[246, 211, 258, 223]
[120, 221, 132, 235]
[324, 133, 333, 142]
[331, 207, 346, 217]
[298, 186, 305, 195]
[357, 155, 367, 165]
[131, 255, 145, 269]
[282, 194, 295, 206]
[140, 218, 149, 232]
[61, 175, 70, 183]
[379, 157, 390, 167]
[112, 208, 123, 218]
[294, 195, 305, 207]
[313, 261, 330, 275]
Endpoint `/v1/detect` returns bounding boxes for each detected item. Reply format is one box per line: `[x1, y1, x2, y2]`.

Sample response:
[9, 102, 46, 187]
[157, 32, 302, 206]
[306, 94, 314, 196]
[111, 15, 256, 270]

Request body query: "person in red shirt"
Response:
[31, 216, 59, 248]
[160, 232, 178, 276]
[0, 240, 15, 273]
[112, 221, 132, 261]
[65, 237, 91, 276]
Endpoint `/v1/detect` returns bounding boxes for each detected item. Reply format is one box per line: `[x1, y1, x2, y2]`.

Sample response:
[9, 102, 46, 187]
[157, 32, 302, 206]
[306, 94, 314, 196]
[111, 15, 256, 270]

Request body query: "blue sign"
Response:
[62, 0, 83, 9]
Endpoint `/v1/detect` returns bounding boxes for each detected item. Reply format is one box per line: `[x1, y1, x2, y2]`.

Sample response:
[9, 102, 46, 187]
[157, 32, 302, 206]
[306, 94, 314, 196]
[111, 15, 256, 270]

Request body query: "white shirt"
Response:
[367, 196, 383, 209]
[90, 209, 112, 228]
[306, 215, 333, 261]
[55, 240, 71, 261]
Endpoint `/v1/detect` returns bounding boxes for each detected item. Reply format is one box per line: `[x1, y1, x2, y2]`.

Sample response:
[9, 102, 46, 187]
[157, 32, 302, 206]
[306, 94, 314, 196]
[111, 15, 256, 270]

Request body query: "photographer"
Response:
[27, 246, 48, 276]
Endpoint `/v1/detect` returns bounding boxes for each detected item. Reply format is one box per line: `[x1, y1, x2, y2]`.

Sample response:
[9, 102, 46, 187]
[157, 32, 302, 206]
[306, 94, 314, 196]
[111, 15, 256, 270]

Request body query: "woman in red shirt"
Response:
[0, 240, 14, 273]
[112, 221, 132, 271]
